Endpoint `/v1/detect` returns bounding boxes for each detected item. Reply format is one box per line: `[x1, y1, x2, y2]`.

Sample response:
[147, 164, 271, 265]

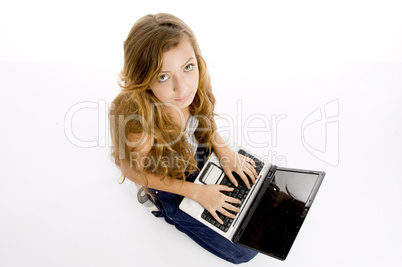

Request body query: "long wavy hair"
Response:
[109, 13, 217, 189]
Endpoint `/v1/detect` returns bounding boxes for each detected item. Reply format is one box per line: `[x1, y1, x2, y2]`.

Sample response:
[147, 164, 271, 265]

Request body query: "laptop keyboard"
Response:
[200, 149, 265, 232]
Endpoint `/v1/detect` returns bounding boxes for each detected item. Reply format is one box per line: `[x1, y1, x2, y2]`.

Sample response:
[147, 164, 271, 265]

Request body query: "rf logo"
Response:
[301, 99, 339, 166]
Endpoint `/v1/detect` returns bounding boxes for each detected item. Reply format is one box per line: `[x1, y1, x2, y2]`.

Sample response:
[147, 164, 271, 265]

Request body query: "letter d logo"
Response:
[301, 99, 339, 166]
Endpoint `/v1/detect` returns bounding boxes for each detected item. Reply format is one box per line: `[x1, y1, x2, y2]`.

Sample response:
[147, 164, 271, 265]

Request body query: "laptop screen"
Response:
[236, 168, 324, 260]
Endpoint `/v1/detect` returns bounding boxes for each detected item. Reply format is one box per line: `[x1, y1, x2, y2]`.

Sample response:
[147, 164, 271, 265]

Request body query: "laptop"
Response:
[179, 145, 325, 260]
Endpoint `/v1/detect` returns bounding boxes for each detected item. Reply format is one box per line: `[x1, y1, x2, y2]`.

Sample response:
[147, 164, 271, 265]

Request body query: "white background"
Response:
[1, 0, 401, 266]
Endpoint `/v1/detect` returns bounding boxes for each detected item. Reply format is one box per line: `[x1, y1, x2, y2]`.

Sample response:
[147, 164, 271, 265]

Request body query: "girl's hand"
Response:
[194, 184, 242, 224]
[220, 150, 258, 189]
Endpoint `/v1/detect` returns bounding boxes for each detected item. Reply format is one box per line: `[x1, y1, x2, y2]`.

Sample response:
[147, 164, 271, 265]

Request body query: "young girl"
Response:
[109, 13, 259, 264]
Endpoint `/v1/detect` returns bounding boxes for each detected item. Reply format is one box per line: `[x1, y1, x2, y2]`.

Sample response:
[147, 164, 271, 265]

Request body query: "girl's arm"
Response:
[212, 133, 258, 189]
[120, 159, 241, 224]
[120, 158, 197, 199]
[119, 132, 241, 224]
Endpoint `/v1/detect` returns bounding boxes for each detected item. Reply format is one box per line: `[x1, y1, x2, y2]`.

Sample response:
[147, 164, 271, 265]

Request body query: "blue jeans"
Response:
[148, 146, 258, 264]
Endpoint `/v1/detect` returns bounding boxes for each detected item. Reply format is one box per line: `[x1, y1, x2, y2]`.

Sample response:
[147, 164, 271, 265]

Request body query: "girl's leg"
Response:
[151, 190, 258, 264]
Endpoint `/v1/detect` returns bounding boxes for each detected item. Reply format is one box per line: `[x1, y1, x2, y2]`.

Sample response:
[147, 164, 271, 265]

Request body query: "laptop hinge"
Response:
[232, 165, 277, 242]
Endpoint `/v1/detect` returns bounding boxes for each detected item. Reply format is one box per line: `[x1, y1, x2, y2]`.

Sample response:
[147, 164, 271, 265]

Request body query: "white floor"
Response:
[1, 1, 402, 266]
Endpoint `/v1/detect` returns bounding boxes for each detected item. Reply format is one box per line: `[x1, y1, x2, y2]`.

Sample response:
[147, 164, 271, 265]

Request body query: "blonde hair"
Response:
[109, 13, 217, 189]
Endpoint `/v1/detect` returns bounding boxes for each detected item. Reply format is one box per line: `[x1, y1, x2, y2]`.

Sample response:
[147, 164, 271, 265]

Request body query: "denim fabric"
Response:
[148, 146, 258, 264]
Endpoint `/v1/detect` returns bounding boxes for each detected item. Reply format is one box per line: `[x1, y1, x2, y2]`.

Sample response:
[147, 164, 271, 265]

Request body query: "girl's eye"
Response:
[158, 74, 169, 83]
[184, 64, 194, 72]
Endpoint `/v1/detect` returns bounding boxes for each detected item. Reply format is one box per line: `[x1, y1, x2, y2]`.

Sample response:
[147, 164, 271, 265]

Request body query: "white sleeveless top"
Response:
[136, 115, 199, 210]
[183, 115, 199, 155]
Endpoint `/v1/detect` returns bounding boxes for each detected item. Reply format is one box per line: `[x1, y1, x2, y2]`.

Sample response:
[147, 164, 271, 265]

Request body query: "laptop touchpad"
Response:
[201, 163, 224, 185]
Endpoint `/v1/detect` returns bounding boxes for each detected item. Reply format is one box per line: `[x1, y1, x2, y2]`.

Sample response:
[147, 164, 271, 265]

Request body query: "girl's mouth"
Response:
[176, 93, 191, 102]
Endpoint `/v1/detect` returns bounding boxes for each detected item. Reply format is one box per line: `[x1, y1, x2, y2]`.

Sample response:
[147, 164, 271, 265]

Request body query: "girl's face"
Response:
[149, 38, 199, 110]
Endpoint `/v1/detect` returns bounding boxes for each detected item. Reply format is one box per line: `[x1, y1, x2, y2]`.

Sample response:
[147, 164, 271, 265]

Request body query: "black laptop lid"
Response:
[235, 167, 325, 260]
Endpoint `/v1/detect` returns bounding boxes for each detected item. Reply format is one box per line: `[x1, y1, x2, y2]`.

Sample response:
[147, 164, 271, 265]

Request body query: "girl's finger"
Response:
[225, 195, 241, 205]
[244, 168, 256, 184]
[217, 207, 236, 219]
[237, 171, 251, 189]
[218, 185, 234, 192]
[211, 210, 224, 225]
[223, 202, 241, 213]
[225, 171, 239, 187]
[248, 162, 258, 178]
[246, 157, 256, 168]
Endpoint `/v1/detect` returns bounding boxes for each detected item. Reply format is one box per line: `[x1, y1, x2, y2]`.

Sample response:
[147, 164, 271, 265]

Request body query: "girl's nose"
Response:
[173, 74, 188, 94]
